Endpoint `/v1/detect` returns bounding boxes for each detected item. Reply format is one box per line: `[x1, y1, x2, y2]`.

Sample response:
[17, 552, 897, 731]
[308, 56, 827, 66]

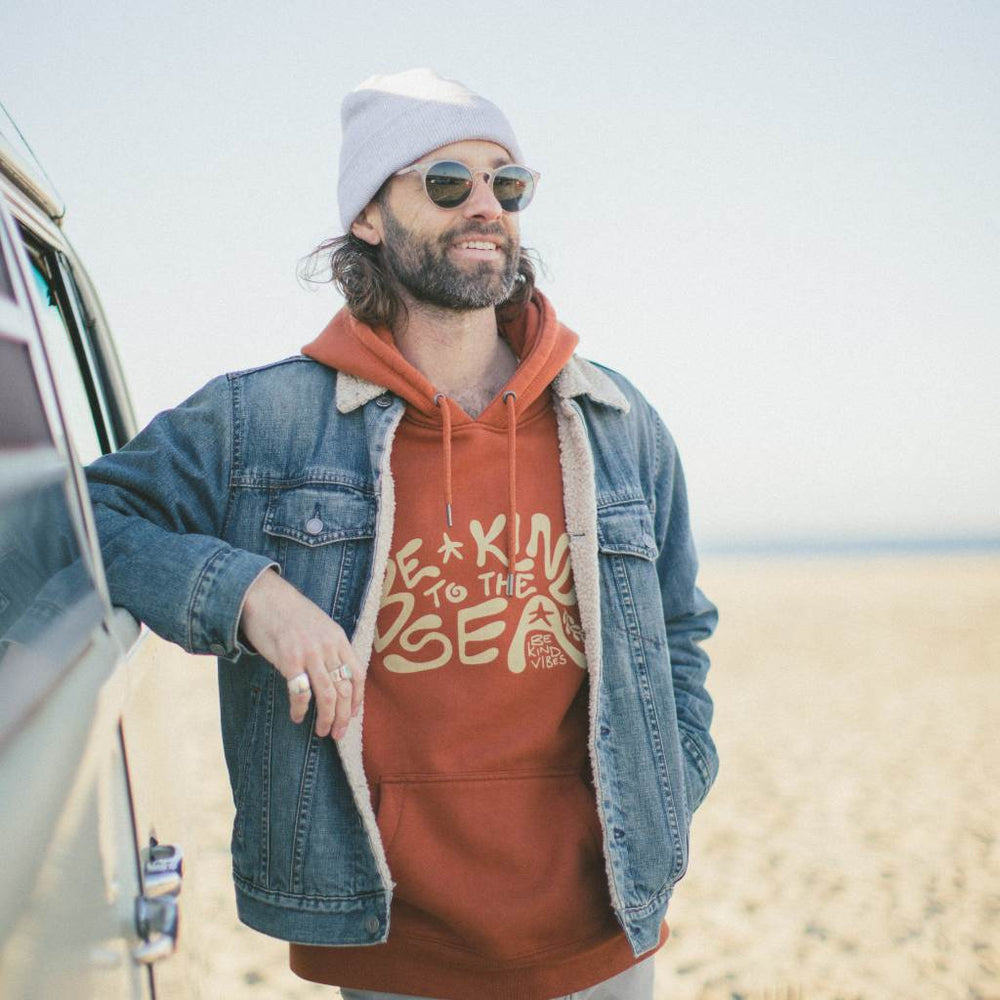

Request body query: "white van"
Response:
[0, 105, 213, 999]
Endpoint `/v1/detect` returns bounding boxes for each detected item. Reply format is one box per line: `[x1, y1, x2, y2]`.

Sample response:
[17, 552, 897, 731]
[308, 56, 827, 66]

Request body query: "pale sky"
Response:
[2, 1, 997, 548]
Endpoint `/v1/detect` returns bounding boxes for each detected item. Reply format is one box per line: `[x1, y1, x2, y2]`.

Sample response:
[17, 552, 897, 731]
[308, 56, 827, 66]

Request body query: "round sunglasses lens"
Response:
[493, 166, 535, 211]
[424, 161, 474, 207]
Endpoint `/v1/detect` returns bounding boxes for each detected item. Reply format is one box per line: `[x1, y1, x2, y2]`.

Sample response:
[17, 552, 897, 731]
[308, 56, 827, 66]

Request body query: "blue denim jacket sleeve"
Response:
[85, 374, 276, 659]
[651, 414, 719, 817]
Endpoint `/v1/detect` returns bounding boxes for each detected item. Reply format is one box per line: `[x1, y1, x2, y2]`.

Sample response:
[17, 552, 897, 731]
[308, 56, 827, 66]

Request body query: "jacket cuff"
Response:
[188, 546, 279, 661]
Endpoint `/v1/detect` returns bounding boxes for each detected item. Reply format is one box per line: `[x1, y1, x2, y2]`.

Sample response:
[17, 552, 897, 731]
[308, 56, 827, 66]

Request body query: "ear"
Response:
[351, 201, 383, 246]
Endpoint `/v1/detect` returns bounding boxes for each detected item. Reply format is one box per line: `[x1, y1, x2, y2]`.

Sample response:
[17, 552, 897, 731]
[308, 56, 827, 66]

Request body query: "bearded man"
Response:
[86, 68, 719, 1000]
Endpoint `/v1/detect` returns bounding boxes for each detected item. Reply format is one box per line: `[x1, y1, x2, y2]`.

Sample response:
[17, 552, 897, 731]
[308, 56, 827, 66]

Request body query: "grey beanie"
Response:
[337, 67, 524, 231]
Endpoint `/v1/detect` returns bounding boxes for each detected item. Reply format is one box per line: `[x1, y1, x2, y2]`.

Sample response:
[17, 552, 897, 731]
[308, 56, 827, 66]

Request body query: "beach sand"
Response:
[167, 554, 1000, 1000]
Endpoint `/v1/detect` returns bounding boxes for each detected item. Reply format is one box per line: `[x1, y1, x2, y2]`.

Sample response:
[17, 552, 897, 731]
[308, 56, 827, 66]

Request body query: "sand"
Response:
[162, 554, 1000, 1000]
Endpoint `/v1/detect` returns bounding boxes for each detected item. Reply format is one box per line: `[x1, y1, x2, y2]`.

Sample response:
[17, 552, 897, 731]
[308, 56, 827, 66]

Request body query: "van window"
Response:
[0, 338, 50, 448]
[25, 248, 106, 464]
[0, 353, 104, 743]
[0, 257, 103, 746]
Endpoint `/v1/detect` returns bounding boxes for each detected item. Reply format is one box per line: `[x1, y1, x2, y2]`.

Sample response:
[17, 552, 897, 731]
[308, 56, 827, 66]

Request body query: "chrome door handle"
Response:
[132, 841, 183, 965]
[143, 842, 184, 897]
[133, 894, 179, 965]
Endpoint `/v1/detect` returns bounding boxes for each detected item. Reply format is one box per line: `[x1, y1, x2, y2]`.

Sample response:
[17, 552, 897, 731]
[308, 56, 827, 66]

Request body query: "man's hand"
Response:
[239, 569, 363, 740]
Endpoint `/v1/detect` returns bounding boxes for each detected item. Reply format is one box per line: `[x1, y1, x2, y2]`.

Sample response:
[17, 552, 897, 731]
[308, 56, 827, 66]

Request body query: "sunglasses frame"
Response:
[393, 159, 541, 212]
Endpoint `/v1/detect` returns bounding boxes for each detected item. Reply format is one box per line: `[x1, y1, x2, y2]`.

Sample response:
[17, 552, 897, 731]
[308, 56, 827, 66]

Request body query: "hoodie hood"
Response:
[301, 290, 579, 426]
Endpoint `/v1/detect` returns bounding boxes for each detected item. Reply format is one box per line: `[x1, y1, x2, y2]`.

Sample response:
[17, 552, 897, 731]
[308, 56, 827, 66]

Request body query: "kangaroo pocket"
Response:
[376, 768, 613, 962]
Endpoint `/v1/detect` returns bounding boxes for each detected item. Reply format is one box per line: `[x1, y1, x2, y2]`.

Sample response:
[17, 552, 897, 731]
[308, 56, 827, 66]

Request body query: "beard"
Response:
[378, 204, 520, 312]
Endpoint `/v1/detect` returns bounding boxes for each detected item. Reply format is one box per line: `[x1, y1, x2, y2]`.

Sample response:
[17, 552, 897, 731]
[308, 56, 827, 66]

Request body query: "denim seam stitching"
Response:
[220, 372, 240, 538]
[234, 685, 262, 841]
[331, 540, 353, 622]
[235, 473, 377, 492]
[233, 871, 385, 905]
[291, 728, 320, 894]
[259, 668, 276, 885]
[614, 552, 686, 882]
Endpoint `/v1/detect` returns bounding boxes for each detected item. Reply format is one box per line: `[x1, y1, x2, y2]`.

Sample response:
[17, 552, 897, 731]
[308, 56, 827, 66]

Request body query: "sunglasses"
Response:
[394, 159, 540, 212]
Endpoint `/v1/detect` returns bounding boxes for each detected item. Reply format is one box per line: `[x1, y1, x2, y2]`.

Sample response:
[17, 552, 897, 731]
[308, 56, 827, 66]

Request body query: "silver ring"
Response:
[286, 672, 311, 696]
[328, 663, 353, 683]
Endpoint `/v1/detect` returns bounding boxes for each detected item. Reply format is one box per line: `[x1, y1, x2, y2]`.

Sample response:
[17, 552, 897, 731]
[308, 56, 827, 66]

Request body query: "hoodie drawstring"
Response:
[433, 393, 454, 528]
[433, 390, 520, 597]
[503, 390, 518, 596]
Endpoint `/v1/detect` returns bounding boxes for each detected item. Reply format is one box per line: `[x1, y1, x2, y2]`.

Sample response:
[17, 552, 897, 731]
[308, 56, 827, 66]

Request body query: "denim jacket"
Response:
[86, 352, 718, 958]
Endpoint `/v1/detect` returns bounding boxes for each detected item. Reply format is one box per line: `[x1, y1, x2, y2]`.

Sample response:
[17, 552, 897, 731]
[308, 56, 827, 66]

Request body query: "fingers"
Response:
[337, 645, 365, 740]
[310, 654, 338, 738]
[327, 646, 365, 741]
[330, 674, 354, 741]
[306, 640, 364, 741]
[253, 581, 366, 739]
[286, 671, 312, 725]
[344, 646, 365, 719]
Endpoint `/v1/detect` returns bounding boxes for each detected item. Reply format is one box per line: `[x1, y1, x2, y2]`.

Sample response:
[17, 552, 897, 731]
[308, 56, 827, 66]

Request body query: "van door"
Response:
[0, 195, 152, 999]
[3, 195, 222, 998]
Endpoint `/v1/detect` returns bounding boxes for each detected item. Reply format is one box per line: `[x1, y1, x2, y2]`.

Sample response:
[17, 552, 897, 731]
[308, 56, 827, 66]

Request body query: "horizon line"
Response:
[699, 533, 1000, 559]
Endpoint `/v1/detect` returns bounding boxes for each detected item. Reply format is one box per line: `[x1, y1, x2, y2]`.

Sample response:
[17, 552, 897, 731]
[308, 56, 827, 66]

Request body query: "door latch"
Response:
[143, 842, 184, 897]
[132, 840, 183, 965]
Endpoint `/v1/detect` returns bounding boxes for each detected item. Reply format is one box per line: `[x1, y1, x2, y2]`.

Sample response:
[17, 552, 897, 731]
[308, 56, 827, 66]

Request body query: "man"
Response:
[86, 68, 718, 1000]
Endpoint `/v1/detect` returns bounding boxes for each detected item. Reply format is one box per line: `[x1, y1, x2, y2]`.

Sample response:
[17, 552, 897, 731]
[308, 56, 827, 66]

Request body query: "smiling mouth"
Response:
[456, 240, 500, 252]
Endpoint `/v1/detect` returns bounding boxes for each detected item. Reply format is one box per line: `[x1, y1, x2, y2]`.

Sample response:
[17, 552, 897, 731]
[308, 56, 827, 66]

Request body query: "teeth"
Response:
[462, 241, 497, 250]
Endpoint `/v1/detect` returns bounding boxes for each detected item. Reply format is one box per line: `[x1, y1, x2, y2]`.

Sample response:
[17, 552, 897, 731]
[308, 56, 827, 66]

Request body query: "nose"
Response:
[461, 171, 504, 221]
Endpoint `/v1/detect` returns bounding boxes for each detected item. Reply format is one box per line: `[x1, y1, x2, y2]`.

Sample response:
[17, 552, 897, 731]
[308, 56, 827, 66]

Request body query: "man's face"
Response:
[357, 140, 522, 312]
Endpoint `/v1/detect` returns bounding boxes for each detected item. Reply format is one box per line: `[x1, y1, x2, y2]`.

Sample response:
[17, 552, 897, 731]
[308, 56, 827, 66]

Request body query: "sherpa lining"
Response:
[333, 404, 404, 914]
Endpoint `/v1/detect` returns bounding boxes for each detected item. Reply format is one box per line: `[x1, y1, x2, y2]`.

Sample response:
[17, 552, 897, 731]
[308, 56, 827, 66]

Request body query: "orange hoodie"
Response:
[290, 294, 662, 999]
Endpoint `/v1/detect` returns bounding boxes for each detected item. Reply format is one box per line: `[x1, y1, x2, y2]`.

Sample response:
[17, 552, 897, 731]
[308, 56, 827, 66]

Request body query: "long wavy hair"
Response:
[299, 205, 539, 331]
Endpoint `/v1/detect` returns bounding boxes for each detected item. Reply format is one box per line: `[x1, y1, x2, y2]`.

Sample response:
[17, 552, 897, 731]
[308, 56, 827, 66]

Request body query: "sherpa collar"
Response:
[333, 353, 630, 415]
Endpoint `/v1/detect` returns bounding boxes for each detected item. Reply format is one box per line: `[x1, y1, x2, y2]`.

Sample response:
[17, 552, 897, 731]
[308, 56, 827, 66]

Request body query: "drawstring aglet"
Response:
[506, 571, 515, 596]
[434, 392, 454, 530]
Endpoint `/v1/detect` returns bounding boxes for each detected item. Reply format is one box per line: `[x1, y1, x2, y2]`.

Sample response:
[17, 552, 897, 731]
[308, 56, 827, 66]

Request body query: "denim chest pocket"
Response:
[263, 483, 376, 622]
[264, 482, 375, 545]
[596, 499, 666, 645]
[597, 499, 658, 560]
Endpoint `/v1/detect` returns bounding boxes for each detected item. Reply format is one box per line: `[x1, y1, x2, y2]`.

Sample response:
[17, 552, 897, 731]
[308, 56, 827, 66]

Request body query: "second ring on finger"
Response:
[327, 662, 353, 684]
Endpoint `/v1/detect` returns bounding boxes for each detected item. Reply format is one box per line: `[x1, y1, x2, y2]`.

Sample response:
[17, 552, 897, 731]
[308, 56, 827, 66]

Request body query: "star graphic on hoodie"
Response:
[528, 601, 554, 625]
[437, 533, 464, 563]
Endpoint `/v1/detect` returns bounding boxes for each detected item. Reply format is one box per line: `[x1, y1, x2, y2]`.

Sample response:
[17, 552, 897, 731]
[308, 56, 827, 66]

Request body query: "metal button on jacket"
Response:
[305, 517, 324, 535]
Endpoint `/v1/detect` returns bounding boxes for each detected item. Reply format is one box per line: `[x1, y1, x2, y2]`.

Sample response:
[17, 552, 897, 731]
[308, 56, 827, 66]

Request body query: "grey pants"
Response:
[338, 955, 655, 1000]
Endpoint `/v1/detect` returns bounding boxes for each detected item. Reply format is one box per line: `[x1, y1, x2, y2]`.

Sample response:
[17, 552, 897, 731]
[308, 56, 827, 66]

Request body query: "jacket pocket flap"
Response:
[263, 484, 375, 546]
[596, 500, 658, 559]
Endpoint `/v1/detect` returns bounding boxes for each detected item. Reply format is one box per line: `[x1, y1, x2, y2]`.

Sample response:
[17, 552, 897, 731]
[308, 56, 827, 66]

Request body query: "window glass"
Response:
[0, 341, 102, 741]
[0, 338, 50, 448]
[0, 474, 91, 639]
[28, 257, 104, 464]
[56, 257, 123, 451]
[0, 470, 103, 741]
